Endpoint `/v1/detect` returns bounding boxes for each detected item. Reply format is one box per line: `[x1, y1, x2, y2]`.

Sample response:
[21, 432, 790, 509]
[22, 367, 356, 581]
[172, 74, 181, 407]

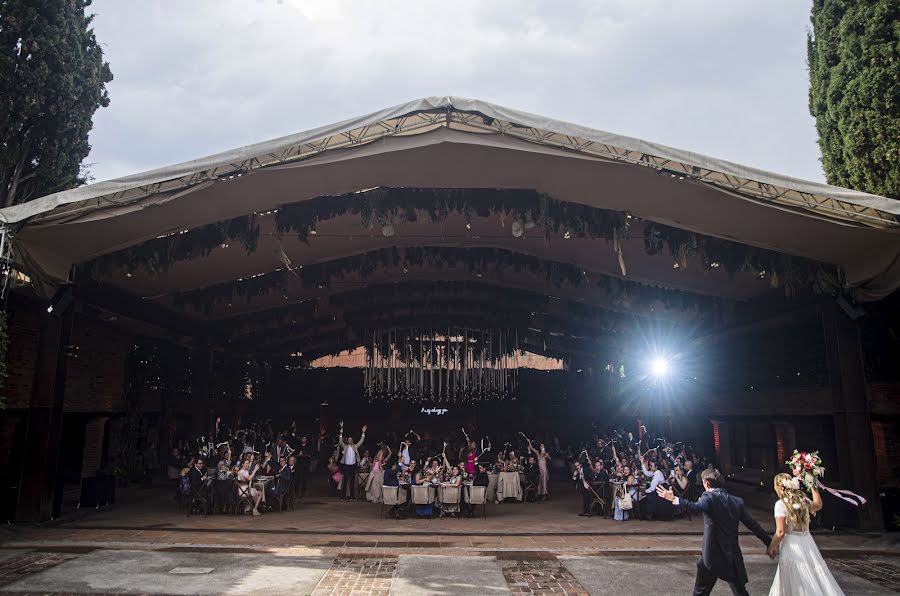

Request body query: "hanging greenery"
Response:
[89, 215, 260, 277]
[86, 187, 824, 298]
[173, 246, 723, 316]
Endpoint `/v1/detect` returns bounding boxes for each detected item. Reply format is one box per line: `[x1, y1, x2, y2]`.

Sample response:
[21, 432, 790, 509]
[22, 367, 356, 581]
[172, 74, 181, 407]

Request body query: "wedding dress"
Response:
[768, 499, 845, 596]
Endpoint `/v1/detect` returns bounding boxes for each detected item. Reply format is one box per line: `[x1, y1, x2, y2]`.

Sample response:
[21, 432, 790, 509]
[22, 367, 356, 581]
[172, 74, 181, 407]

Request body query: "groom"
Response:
[657, 468, 770, 596]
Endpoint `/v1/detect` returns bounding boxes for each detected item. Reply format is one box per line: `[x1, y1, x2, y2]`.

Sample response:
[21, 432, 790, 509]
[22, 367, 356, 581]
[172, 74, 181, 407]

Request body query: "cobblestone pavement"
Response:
[311, 556, 396, 596]
[0, 551, 78, 588]
[498, 553, 590, 595]
[0, 546, 895, 595]
[827, 557, 900, 593]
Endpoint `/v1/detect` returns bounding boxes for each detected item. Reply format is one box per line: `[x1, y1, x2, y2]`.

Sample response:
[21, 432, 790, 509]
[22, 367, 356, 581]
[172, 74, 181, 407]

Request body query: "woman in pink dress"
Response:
[464, 440, 477, 476]
[528, 440, 551, 501]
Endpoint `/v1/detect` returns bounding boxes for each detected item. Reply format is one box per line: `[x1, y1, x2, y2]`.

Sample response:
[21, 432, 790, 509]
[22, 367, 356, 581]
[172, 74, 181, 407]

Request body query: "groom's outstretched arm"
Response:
[740, 503, 772, 546]
[656, 485, 710, 514]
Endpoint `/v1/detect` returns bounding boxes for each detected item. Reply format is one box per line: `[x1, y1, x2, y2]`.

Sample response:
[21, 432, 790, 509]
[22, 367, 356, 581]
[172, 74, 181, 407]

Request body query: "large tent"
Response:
[1, 96, 898, 359]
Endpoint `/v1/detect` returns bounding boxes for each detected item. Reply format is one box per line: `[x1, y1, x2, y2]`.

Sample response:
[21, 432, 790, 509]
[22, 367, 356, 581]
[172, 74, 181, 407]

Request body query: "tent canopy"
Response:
[2, 96, 898, 317]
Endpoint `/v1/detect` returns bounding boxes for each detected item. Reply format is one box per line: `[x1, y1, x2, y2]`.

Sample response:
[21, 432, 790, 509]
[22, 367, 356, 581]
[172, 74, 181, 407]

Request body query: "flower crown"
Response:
[780, 476, 801, 491]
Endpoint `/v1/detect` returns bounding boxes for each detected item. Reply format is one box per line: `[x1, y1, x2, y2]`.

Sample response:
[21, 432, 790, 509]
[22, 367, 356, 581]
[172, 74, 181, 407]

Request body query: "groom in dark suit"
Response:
[657, 468, 770, 596]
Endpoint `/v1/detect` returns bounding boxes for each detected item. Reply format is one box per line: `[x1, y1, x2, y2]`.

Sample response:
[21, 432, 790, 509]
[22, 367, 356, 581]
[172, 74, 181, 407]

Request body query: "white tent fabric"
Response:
[1, 96, 898, 300]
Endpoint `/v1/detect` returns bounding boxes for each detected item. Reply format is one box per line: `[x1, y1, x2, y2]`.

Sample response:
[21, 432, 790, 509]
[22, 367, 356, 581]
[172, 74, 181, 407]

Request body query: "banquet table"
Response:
[485, 472, 499, 501]
[496, 471, 523, 501]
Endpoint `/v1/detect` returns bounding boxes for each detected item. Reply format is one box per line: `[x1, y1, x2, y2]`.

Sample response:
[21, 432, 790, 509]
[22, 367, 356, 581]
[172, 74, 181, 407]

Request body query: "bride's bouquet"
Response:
[786, 450, 825, 491]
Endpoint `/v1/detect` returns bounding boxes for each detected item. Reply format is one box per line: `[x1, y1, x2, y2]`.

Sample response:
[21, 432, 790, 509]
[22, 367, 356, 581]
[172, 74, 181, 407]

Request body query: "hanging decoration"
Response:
[364, 327, 518, 403]
[85, 187, 826, 299]
[171, 246, 723, 315]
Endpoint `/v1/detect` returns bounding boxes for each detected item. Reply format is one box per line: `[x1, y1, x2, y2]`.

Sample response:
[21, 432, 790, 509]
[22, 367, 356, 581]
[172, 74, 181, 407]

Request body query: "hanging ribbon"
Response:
[818, 482, 867, 506]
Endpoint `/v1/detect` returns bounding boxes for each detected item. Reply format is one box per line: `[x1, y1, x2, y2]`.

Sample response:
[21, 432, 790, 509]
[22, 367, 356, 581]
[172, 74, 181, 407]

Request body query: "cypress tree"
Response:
[0, 0, 113, 207]
[808, 0, 900, 198]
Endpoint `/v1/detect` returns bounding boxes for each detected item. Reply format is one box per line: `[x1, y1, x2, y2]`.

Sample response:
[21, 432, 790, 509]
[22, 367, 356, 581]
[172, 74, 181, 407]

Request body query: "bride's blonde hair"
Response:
[774, 472, 811, 527]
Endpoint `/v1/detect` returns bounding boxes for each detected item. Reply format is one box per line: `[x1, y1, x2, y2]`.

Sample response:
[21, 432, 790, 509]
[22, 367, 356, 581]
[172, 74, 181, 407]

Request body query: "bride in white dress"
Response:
[767, 472, 844, 596]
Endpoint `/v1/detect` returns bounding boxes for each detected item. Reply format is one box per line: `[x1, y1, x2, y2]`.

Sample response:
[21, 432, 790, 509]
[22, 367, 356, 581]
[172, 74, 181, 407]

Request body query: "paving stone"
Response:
[2, 550, 333, 595]
[391, 554, 508, 595]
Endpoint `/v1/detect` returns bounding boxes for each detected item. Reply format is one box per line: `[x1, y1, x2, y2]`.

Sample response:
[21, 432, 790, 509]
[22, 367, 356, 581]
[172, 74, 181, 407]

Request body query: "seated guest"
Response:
[473, 462, 489, 487]
[413, 464, 433, 518]
[613, 473, 637, 522]
[265, 456, 292, 505]
[672, 466, 690, 501]
[438, 466, 463, 517]
[188, 457, 208, 490]
[236, 455, 268, 516]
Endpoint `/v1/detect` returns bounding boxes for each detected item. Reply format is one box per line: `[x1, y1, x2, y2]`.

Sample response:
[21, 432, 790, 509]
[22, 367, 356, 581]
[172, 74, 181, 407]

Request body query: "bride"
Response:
[767, 473, 844, 596]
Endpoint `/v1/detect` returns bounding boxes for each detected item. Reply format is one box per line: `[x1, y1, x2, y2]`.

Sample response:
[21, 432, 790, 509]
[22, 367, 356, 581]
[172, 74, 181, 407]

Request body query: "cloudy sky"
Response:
[85, 0, 823, 183]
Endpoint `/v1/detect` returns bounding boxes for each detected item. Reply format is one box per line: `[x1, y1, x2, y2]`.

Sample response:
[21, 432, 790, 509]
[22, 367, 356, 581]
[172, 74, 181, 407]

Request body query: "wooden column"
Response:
[15, 308, 74, 521]
[822, 302, 883, 530]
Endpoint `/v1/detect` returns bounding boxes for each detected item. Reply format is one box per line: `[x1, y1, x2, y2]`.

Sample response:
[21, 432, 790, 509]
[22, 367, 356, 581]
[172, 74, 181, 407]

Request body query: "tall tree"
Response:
[0, 0, 112, 207]
[808, 0, 899, 199]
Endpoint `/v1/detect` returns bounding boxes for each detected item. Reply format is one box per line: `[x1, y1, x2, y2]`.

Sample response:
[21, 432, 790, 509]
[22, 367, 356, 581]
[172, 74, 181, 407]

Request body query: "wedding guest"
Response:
[337, 424, 367, 500]
[527, 440, 551, 501]
[237, 455, 269, 516]
[295, 436, 312, 496]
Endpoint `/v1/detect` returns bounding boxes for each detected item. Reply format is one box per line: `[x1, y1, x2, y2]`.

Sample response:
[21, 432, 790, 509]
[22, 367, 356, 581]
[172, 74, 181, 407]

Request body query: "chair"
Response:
[466, 485, 488, 518]
[186, 484, 208, 517]
[410, 484, 435, 517]
[267, 478, 290, 512]
[235, 482, 254, 515]
[587, 483, 606, 517]
[438, 485, 461, 518]
[522, 477, 539, 503]
[381, 485, 403, 519]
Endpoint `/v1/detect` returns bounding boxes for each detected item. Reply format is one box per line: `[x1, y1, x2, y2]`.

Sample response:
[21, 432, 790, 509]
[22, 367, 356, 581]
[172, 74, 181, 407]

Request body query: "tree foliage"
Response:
[808, 0, 900, 198]
[0, 0, 112, 207]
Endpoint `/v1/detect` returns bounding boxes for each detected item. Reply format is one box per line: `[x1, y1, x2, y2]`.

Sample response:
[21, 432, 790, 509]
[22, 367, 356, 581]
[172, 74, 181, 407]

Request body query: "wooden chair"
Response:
[466, 485, 488, 519]
[267, 477, 290, 512]
[381, 485, 403, 519]
[522, 477, 539, 503]
[235, 482, 254, 515]
[587, 483, 606, 517]
[438, 485, 461, 518]
[186, 484, 208, 517]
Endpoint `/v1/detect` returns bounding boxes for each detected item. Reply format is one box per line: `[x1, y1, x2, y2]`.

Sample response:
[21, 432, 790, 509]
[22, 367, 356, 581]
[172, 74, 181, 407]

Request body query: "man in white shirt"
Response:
[399, 441, 411, 470]
[641, 455, 667, 520]
[338, 424, 367, 500]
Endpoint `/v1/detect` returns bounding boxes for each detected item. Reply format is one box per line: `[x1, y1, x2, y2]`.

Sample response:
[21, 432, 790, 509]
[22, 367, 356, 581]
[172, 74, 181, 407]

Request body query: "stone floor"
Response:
[0, 481, 895, 594]
[0, 548, 895, 595]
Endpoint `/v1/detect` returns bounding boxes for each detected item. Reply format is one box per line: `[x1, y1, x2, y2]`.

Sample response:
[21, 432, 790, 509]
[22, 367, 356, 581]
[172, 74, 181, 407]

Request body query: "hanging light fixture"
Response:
[363, 327, 519, 403]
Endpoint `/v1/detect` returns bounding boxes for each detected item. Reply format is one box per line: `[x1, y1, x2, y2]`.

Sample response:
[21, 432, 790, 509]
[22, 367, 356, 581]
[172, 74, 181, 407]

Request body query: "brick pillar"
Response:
[822, 302, 883, 530]
[16, 307, 74, 521]
[712, 419, 733, 473]
[81, 417, 109, 478]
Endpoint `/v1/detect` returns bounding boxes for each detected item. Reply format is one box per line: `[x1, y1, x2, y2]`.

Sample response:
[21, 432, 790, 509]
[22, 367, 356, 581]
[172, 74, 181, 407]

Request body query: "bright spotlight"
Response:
[650, 357, 670, 378]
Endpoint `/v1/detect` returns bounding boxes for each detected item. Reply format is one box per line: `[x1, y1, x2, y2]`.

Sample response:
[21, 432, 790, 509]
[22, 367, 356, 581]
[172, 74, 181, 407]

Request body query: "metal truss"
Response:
[36, 106, 898, 229]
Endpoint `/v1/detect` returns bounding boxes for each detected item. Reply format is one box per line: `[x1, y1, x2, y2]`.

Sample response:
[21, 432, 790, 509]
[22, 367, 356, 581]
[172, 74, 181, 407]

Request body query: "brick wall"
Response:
[80, 416, 109, 477]
[63, 318, 129, 413]
[872, 420, 900, 486]
[4, 307, 41, 410]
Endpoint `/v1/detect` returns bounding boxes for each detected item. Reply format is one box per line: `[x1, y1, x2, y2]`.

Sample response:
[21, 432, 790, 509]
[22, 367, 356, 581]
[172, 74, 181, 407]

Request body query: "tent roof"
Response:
[2, 96, 899, 302]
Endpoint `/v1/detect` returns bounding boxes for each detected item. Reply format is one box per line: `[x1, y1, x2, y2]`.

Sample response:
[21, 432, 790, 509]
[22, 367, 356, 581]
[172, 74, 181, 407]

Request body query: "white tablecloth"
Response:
[486, 472, 499, 501]
[496, 471, 522, 501]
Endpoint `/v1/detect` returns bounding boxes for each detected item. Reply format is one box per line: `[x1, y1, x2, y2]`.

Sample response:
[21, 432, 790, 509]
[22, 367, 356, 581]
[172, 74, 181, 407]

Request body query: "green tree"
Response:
[0, 0, 112, 207]
[808, 0, 900, 199]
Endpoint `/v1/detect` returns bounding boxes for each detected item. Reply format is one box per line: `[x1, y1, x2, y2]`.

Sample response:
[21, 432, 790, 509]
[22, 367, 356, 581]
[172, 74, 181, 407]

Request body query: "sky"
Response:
[84, 0, 824, 184]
